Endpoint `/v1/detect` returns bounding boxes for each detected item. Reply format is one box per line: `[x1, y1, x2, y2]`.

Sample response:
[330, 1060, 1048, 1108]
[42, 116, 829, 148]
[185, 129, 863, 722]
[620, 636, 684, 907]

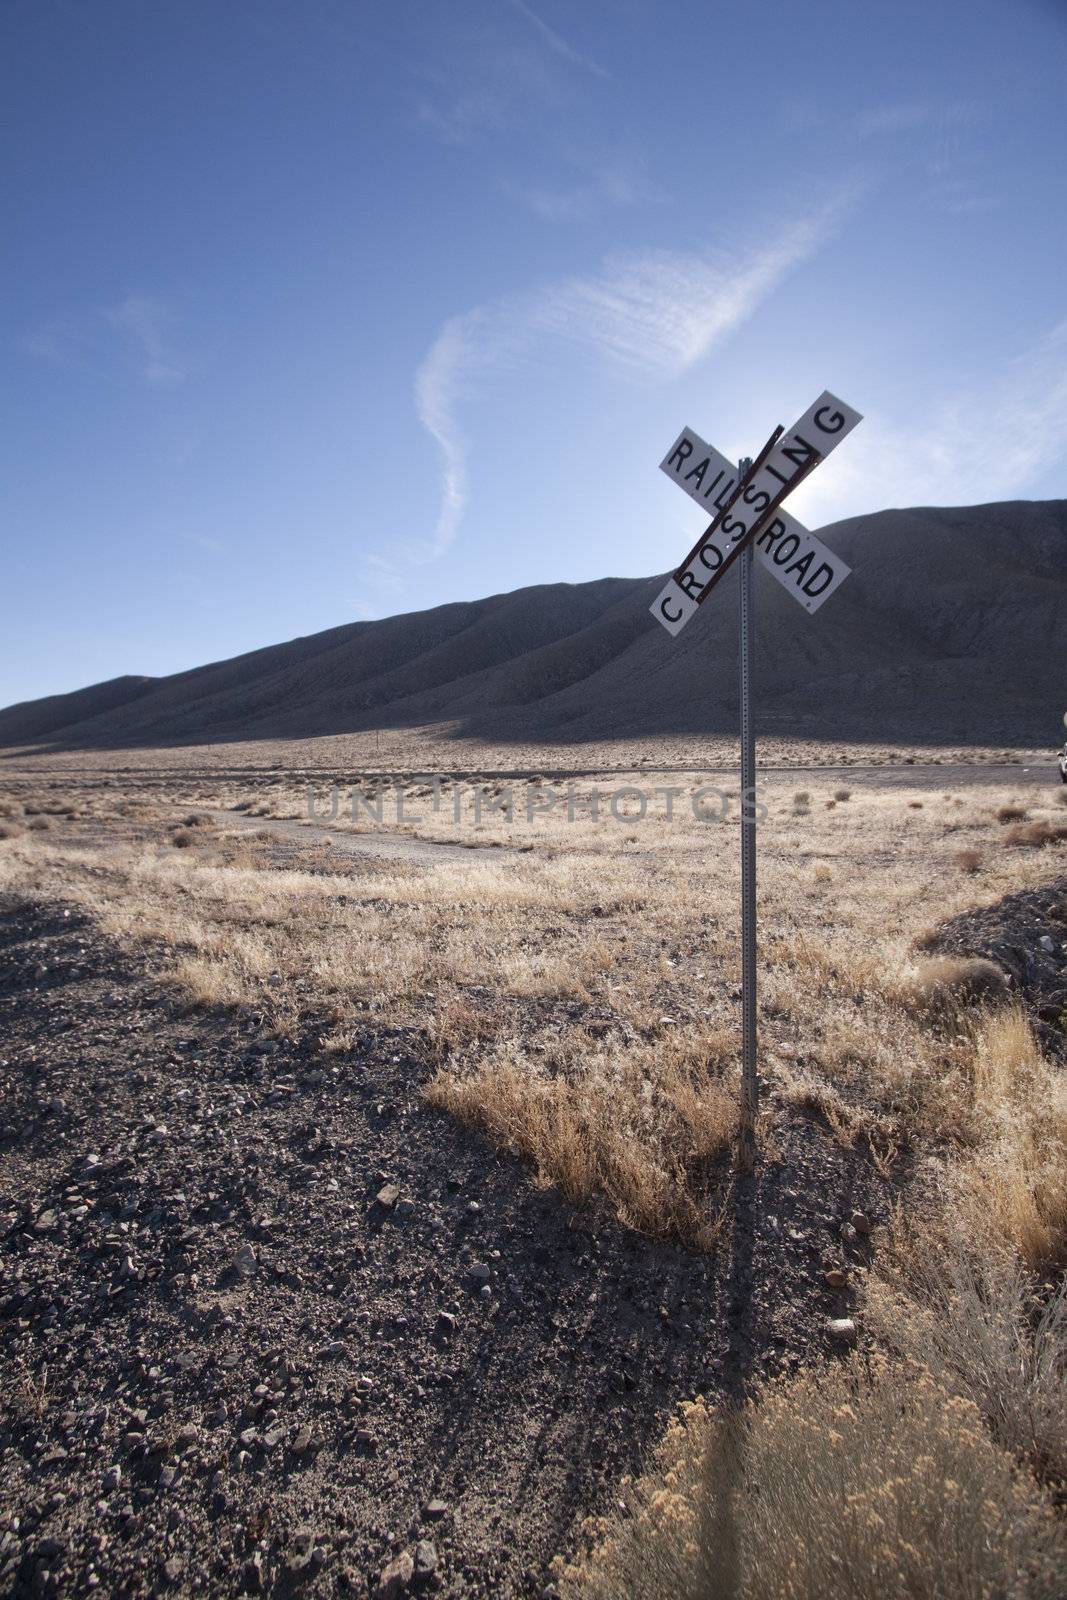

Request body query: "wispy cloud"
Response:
[395, 197, 849, 572]
[501, 163, 658, 223]
[505, 0, 610, 79]
[413, 1, 605, 145]
[417, 83, 515, 144]
[24, 293, 184, 386]
[104, 294, 184, 385]
[179, 531, 225, 556]
[791, 319, 1067, 528]
[856, 99, 977, 139]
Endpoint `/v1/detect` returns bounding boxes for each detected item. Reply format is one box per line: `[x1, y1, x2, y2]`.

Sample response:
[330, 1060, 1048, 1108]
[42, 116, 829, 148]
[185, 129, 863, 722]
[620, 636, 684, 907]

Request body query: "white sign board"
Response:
[659, 426, 851, 614]
[650, 390, 862, 636]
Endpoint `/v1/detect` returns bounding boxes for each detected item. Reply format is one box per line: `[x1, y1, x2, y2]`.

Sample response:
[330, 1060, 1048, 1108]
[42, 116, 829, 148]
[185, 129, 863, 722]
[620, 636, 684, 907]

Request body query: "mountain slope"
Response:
[1, 499, 1064, 751]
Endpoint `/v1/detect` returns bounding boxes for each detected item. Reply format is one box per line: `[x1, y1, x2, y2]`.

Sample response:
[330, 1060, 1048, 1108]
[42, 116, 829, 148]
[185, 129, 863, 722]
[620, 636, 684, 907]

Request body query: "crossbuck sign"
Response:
[651, 392, 862, 635]
[651, 390, 863, 1151]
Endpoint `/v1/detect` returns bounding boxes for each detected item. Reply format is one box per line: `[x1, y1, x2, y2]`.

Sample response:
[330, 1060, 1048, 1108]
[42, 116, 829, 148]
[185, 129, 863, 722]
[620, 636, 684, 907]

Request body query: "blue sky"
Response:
[3, 0, 1066, 708]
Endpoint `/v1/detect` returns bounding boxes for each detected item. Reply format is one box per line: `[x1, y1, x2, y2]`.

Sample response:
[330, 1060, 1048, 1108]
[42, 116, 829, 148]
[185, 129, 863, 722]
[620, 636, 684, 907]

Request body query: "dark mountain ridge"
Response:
[2, 499, 1064, 752]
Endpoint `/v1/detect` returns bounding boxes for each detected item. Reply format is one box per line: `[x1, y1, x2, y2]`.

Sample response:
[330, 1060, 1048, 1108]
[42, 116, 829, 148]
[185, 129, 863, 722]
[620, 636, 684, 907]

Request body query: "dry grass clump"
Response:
[26, 816, 51, 832]
[1004, 820, 1067, 849]
[0, 822, 23, 841]
[834, 788, 852, 802]
[952, 1008, 1067, 1271]
[1056, 789, 1067, 808]
[997, 803, 1028, 823]
[867, 1229, 1067, 1486]
[897, 955, 1009, 1015]
[563, 1356, 1066, 1600]
[425, 992, 501, 1063]
[170, 828, 197, 848]
[425, 1029, 738, 1247]
[954, 847, 982, 873]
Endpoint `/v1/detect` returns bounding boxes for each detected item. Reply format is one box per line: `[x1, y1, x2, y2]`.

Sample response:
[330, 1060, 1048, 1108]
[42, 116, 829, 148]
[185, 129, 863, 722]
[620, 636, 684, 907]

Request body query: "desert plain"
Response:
[0, 738, 1065, 1597]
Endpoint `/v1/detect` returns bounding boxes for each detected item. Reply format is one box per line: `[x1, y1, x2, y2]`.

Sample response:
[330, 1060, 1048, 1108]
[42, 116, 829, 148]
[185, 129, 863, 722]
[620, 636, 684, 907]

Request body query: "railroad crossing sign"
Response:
[659, 425, 851, 614]
[650, 391, 862, 635]
[650, 390, 863, 1153]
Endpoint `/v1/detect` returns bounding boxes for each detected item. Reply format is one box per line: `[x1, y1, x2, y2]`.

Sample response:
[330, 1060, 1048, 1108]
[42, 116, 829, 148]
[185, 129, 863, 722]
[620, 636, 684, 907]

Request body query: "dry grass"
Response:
[952, 1008, 1067, 1271]
[426, 1029, 738, 1247]
[997, 803, 1029, 823]
[563, 1356, 1066, 1600]
[2, 770, 1065, 1255]
[954, 846, 982, 873]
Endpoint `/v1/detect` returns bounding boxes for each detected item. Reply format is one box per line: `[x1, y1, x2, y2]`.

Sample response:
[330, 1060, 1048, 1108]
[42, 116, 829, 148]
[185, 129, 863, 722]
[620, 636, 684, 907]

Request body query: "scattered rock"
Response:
[827, 1318, 857, 1342]
[291, 1424, 313, 1455]
[424, 1499, 448, 1521]
[375, 1549, 414, 1598]
[468, 1261, 491, 1285]
[414, 1540, 437, 1579]
[233, 1244, 258, 1277]
[823, 1269, 848, 1289]
[376, 1184, 400, 1210]
[850, 1211, 872, 1234]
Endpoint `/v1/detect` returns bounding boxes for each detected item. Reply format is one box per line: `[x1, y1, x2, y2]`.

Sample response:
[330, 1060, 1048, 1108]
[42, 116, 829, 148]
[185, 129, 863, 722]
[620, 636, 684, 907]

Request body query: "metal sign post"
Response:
[737, 458, 758, 1156]
[650, 393, 863, 1154]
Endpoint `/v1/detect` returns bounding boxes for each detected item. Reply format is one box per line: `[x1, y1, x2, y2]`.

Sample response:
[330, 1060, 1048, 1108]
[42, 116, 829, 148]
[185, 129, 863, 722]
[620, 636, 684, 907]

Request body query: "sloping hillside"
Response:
[2, 500, 1064, 751]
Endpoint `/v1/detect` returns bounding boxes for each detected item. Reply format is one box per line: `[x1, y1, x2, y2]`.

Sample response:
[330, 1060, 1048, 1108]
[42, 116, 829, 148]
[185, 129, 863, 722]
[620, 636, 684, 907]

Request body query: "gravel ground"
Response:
[0, 895, 889, 1599]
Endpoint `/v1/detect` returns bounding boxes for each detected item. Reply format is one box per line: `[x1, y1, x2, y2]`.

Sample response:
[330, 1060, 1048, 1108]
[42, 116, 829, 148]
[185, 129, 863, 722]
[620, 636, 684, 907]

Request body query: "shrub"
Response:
[868, 1231, 1067, 1486]
[564, 1357, 1066, 1600]
[899, 956, 1009, 1014]
[0, 822, 22, 840]
[1004, 821, 1067, 849]
[171, 829, 196, 848]
[793, 791, 810, 806]
[26, 816, 50, 832]
[954, 847, 982, 873]
[834, 788, 852, 802]
[997, 804, 1028, 823]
